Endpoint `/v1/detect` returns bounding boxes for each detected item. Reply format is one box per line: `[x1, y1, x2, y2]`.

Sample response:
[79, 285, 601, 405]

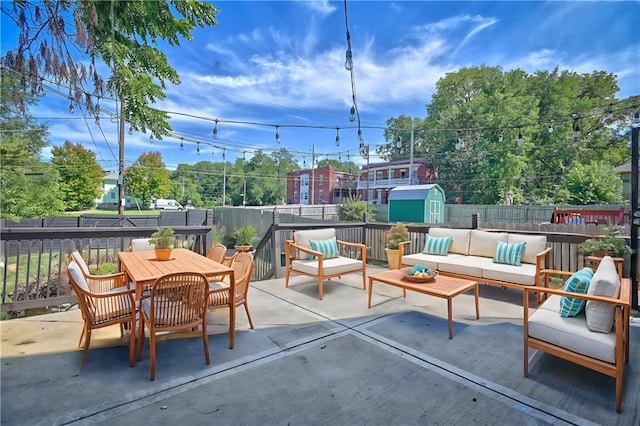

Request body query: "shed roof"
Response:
[388, 184, 442, 200]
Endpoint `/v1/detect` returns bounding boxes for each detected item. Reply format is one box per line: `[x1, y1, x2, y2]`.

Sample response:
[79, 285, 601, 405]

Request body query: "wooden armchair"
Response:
[207, 244, 236, 267]
[69, 250, 129, 293]
[67, 261, 136, 369]
[208, 252, 254, 349]
[285, 228, 366, 300]
[137, 272, 210, 381]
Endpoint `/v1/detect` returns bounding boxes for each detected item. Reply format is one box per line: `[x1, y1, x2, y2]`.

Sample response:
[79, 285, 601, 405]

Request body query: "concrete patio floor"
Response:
[1, 265, 639, 425]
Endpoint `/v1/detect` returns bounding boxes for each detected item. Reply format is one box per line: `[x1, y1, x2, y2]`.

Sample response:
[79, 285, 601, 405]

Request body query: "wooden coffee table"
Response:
[368, 269, 479, 339]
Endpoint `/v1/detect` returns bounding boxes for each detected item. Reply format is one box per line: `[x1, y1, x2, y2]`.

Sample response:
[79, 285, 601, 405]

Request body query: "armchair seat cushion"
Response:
[528, 295, 616, 363]
[291, 256, 364, 276]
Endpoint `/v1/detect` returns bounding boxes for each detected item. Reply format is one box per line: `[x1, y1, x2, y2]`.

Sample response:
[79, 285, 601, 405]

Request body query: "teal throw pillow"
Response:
[559, 268, 594, 317]
[423, 235, 452, 256]
[309, 237, 339, 259]
[493, 241, 526, 266]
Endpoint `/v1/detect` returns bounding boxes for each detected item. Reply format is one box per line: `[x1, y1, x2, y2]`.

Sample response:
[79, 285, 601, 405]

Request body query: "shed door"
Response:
[429, 200, 442, 223]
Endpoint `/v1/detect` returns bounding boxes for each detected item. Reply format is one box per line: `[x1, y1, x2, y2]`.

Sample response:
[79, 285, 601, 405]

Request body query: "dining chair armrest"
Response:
[86, 273, 129, 293]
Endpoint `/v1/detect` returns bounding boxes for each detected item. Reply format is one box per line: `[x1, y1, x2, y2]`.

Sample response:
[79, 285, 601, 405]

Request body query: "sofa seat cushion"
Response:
[482, 262, 538, 286]
[291, 256, 363, 276]
[436, 255, 494, 277]
[402, 253, 465, 270]
[429, 228, 471, 255]
[529, 295, 616, 363]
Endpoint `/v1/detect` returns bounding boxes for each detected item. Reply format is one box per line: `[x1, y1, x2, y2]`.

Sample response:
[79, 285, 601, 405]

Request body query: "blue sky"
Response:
[3, 1, 639, 171]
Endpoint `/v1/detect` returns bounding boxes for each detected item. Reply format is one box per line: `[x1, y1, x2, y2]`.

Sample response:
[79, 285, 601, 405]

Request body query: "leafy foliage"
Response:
[338, 194, 368, 221]
[234, 225, 257, 246]
[557, 161, 623, 205]
[2, 0, 219, 138]
[149, 227, 175, 249]
[385, 223, 409, 249]
[382, 66, 638, 204]
[125, 152, 172, 204]
[51, 141, 105, 210]
[578, 227, 633, 257]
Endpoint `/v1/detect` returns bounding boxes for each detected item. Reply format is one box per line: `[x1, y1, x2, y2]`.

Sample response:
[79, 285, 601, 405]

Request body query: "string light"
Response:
[180, 137, 184, 151]
[213, 119, 218, 139]
[335, 127, 340, 146]
[149, 133, 153, 143]
[222, 148, 226, 160]
[275, 125, 281, 144]
[455, 130, 463, 149]
[128, 126, 134, 135]
[499, 133, 504, 142]
[196, 142, 200, 155]
[572, 114, 580, 138]
[349, 104, 356, 122]
[211, 146, 215, 155]
[608, 105, 614, 119]
[517, 129, 524, 146]
[396, 135, 402, 149]
[345, 47, 353, 71]
[548, 123, 553, 133]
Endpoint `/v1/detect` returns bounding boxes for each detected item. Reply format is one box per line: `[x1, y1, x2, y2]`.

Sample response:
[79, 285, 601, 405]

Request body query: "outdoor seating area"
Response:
[2, 264, 639, 424]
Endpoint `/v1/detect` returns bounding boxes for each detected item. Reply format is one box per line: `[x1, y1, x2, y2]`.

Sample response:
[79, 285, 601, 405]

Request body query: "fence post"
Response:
[471, 213, 478, 229]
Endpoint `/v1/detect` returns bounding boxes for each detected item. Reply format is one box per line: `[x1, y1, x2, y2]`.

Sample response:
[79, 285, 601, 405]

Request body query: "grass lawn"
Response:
[64, 209, 161, 216]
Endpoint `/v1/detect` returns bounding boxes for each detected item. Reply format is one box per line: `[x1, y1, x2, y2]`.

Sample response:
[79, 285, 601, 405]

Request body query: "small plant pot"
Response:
[155, 248, 173, 261]
[385, 248, 401, 270]
[234, 245, 253, 253]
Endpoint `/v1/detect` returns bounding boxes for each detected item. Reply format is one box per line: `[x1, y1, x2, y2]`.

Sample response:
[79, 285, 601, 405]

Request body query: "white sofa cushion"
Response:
[482, 262, 538, 286]
[291, 256, 363, 276]
[436, 255, 494, 277]
[402, 253, 465, 270]
[429, 228, 471, 255]
[528, 295, 616, 363]
[469, 230, 508, 258]
[507, 234, 547, 264]
[295, 228, 336, 249]
[585, 256, 620, 333]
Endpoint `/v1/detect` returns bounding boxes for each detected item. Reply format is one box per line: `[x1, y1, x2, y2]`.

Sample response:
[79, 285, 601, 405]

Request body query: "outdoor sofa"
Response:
[400, 228, 551, 301]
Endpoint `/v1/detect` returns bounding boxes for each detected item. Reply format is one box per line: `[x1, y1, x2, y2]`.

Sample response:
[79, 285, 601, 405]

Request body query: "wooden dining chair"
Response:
[207, 244, 228, 263]
[67, 260, 137, 369]
[130, 238, 155, 252]
[208, 252, 254, 349]
[68, 251, 131, 346]
[137, 272, 210, 381]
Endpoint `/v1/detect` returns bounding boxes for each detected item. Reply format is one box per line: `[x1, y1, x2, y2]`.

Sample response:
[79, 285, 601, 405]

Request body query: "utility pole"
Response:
[222, 165, 226, 206]
[311, 144, 315, 205]
[118, 98, 125, 216]
[409, 118, 415, 185]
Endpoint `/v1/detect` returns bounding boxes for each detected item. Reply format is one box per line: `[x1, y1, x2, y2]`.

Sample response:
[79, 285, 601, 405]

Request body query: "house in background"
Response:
[614, 162, 638, 204]
[95, 171, 119, 208]
[286, 166, 357, 205]
[356, 158, 433, 205]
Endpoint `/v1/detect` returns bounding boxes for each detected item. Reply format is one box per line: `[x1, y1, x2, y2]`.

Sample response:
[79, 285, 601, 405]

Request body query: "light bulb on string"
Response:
[344, 48, 353, 71]
[303, 156, 306, 168]
[498, 133, 504, 142]
[517, 130, 524, 146]
[548, 123, 553, 133]
[335, 127, 340, 146]
[275, 126, 281, 144]
[349, 105, 356, 122]
[180, 137, 184, 151]
[128, 127, 134, 135]
[213, 119, 218, 139]
[149, 133, 153, 143]
[211, 146, 215, 155]
[222, 148, 226, 160]
[608, 105, 614, 119]
[396, 135, 402, 149]
[196, 142, 200, 155]
[572, 118, 580, 138]
[243, 151, 246, 161]
[455, 131, 463, 150]
[347, 153, 350, 161]
[357, 128, 364, 146]
[68, 89, 74, 113]
[94, 113, 100, 125]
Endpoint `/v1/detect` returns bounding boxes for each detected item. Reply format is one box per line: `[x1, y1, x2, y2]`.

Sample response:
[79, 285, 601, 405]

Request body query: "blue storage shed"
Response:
[388, 184, 445, 223]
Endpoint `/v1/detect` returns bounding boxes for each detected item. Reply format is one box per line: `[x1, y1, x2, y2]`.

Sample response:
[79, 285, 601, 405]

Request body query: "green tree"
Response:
[125, 152, 171, 204]
[51, 141, 105, 211]
[557, 161, 623, 205]
[0, 63, 64, 219]
[2, 0, 218, 137]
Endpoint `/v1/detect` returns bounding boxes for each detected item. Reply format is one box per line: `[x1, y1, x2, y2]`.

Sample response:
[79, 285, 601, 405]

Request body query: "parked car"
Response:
[153, 199, 184, 211]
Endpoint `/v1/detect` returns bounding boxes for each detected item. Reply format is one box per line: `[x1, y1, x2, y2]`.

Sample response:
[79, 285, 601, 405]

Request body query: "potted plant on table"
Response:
[149, 227, 176, 261]
[385, 223, 409, 270]
[578, 227, 633, 258]
[234, 225, 257, 252]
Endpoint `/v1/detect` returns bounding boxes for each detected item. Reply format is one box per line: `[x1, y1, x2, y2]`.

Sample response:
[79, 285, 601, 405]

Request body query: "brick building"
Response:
[286, 166, 357, 205]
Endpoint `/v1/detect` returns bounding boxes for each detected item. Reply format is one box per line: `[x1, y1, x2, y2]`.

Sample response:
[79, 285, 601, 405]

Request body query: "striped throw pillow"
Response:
[493, 241, 526, 266]
[309, 237, 339, 259]
[423, 235, 452, 256]
[559, 268, 594, 317]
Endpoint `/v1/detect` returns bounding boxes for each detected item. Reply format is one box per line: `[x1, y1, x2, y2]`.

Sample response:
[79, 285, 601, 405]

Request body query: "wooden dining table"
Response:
[118, 248, 235, 300]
